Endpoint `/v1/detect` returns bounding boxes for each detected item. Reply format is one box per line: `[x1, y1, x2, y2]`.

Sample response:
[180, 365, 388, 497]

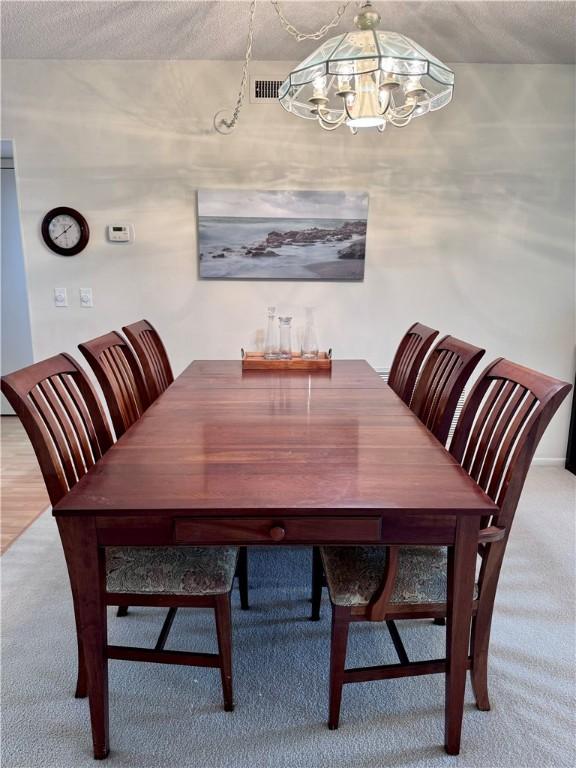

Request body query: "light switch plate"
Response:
[54, 288, 68, 307]
[79, 288, 93, 308]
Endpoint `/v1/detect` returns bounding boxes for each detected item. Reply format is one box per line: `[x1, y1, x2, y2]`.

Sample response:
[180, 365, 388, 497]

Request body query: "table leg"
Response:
[444, 515, 479, 755]
[57, 516, 109, 759]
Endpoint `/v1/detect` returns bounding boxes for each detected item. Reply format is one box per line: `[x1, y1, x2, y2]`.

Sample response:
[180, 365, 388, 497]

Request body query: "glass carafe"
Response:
[301, 307, 319, 359]
[264, 306, 279, 359]
[278, 316, 293, 360]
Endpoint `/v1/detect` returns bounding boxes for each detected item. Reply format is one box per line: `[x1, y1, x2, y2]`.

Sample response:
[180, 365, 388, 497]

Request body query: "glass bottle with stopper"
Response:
[278, 316, 293, 360]
[301, 307, 319, 359]
[264, 306, 279, 359]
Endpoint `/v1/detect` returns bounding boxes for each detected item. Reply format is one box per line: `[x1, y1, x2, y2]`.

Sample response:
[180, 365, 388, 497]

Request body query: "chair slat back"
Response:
[388, 322, 439, 405]
[410, 335, 485, 445]
[450, 358, 571, 529]
[78, 331, 150, 438]
[122, 319, 173, 402]
[1, 354, 113, 505]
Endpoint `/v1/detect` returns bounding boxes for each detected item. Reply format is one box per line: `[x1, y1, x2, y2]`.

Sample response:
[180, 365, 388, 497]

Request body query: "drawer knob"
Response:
[269, 525, 286, 541]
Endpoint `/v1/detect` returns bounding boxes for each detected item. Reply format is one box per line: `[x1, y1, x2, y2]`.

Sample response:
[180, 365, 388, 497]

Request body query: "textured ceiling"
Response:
[2, 0, 575, 63]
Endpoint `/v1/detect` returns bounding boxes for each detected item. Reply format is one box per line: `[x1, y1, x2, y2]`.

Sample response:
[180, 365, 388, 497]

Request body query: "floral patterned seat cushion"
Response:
[321, 546, 478, 607]
[106, 547, 238, 596]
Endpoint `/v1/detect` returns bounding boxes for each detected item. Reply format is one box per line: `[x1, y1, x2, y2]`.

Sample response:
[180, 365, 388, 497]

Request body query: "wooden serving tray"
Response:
[241, 349, 332, 371]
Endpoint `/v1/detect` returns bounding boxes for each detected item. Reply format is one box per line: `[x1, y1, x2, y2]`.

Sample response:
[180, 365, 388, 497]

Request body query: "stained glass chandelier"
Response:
[278, 1, 454, 133]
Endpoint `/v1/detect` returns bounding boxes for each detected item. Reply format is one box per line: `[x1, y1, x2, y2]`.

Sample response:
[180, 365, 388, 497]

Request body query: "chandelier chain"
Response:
[215, 0, 257, 132]
[271, 1, 352, 42]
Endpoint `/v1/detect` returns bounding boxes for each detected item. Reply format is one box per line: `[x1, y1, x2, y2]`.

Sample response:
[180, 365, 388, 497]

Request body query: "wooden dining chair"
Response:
[387, 322, 439, 405]
[317, 358, 571, 729]
[1, 354, 243, 713]
[310, 332, 482, 622]
[78, 331, 150, 439]
[81, 330, 249, 615]
[120, 320, 249, 611]
[410, 334, 485, 445]
[122, 319, 174, 403]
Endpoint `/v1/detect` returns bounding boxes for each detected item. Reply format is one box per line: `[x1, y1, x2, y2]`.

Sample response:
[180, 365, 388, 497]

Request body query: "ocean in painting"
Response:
[198, 216, 366, 280]
[197, 190, 368, 280]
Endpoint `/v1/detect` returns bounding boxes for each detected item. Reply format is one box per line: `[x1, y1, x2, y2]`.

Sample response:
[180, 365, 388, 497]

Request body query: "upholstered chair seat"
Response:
[106, 547, 239, 596]
[321, 545, 478, 607]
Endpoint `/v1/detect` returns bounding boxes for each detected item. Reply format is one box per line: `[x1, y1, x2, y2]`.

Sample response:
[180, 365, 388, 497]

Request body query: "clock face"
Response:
[48, 214, 82, 249]
[41, 207, 89, 256]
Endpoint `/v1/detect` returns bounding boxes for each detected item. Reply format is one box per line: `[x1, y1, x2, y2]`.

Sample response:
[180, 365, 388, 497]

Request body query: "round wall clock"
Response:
[41, 207, 90, 256]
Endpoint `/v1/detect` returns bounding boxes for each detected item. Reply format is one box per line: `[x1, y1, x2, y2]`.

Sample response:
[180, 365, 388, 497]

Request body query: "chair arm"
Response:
[367, 532, 503, 620]
[478, 526, 506, 543]
[367, 545, 399, 621]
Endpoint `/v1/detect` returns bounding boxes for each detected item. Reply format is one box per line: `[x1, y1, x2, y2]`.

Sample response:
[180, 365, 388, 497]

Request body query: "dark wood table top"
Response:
[54, 360, 497, 517]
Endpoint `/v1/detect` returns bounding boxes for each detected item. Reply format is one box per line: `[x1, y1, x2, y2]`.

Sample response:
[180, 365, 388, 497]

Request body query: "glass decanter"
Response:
[278, 316, 293, 360]
[264, 306, 279, 359]
[301, 307, 319, 359]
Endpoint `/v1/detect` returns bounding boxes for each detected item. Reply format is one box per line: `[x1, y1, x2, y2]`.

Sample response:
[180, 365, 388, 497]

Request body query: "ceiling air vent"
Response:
[251, 78, 283, 102]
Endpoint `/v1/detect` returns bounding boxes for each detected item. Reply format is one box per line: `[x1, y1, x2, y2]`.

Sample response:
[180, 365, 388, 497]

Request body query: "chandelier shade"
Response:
[278, 3, 454, 133]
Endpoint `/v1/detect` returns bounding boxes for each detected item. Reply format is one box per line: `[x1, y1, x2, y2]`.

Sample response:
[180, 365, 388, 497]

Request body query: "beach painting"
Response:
[197, 190, 368, 280]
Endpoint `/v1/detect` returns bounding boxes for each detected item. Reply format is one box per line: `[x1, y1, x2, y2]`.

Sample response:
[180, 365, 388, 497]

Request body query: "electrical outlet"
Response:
[79, 288, 93, 308]
[54, 288, 68, 307]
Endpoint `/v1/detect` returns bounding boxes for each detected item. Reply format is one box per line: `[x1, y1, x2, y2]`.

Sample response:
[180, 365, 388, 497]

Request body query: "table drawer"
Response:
[174, 516, 381, 545]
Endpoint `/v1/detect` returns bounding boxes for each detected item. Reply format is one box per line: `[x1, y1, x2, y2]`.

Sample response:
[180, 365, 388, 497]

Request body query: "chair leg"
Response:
[328, 605, 351, 730]
[470, 547, 503, 712]
[214, 593, 234, 712]
[470, 606, 493, 711]
[70, 584, 87, 698]
[75, 631, 88, 699]
[116, 605, 129, 617]
[237, 547, 249, 610]
[311, 546, 323, 621]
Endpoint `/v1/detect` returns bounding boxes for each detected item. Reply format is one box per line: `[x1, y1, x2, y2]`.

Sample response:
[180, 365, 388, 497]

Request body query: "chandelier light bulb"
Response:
[378, 88, 391, 112]
[405, 76, 422, 91]
[313, 76, 326, 95]
[338, 75, 351, 91]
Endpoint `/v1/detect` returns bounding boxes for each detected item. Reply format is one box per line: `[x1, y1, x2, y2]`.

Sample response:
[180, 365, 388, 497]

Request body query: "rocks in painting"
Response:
[338, 238, 366, 260]
[264, 227, 321, 247]
[333, 220, 366, 238]
[246, 246, 280, 258]
[264, 231, 286, 247]
[208, 247, 233, 259]
[259, 220, 366, 250]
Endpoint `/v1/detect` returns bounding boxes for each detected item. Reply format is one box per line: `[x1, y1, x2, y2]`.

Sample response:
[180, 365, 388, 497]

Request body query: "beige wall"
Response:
[1, 60, 574, 458]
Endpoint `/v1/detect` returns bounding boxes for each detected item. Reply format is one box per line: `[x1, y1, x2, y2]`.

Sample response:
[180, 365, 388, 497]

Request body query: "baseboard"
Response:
[532, 458, 566, 467]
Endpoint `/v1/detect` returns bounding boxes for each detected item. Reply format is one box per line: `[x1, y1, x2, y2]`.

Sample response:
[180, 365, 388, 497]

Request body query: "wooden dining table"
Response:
[53, 359, 497, 758]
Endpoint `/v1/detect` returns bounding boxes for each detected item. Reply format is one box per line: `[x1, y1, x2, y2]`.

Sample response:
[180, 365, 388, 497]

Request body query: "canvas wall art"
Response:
[198, 190, 368, 280]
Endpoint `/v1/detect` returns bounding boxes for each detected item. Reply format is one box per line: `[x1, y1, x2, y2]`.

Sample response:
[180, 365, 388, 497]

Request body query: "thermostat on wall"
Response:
[107, 224, 133, 243]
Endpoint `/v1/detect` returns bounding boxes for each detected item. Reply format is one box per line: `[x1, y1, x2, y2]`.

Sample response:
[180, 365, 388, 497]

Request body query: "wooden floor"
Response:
[1, 416, 49, 554]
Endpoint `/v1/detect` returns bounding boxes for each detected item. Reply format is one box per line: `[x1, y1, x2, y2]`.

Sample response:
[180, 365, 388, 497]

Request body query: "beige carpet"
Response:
[1, 467, 575, 768]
